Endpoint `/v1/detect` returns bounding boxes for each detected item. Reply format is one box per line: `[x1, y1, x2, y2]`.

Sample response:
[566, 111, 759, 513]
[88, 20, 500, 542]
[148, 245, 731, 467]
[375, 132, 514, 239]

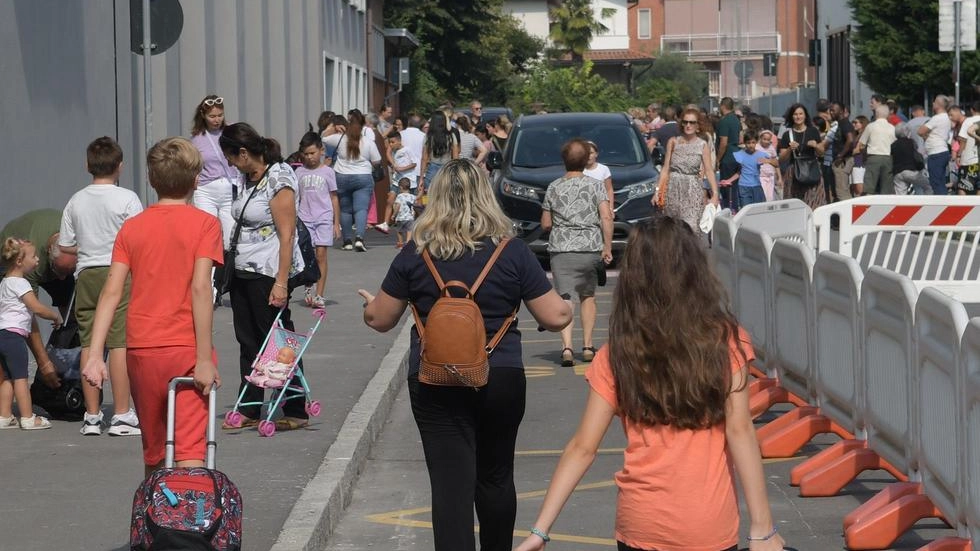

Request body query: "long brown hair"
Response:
[191, 94, 225, 136]
[344, 119, 363, 159]
[609, 216, 745, 430]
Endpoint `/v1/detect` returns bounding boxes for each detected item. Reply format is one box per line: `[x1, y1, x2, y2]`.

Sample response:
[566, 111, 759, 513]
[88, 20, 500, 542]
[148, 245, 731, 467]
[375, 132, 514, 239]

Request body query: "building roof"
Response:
[554, 48, 655, 65]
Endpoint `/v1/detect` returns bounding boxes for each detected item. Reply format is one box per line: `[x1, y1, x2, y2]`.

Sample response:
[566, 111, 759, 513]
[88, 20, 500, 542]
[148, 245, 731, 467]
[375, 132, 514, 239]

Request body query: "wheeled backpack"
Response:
[130, 378, 243, 550]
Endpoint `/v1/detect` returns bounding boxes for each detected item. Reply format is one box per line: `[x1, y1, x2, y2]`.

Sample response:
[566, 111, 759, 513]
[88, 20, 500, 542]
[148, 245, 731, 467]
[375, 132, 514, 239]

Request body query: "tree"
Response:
[634, 52, 709, 105]
[517, 60, 632, 113]
[548, 0, 616, 61]
[850, 0, 980, 105]
[384, 0, 543, 112]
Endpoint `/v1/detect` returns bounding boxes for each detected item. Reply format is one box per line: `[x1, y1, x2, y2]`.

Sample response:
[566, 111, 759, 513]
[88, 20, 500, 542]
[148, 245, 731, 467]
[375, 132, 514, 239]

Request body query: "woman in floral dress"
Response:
[654, 108, 720, 239]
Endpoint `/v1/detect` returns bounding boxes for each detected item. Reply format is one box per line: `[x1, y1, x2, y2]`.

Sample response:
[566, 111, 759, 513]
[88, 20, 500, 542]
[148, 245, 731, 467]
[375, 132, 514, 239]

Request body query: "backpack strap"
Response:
[420, 249, 447, 290]
[469, 238, 511, 295]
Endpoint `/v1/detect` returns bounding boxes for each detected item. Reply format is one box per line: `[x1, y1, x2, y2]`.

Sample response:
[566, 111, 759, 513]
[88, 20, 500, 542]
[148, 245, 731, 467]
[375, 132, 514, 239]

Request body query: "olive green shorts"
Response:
[75, 267, 130, 349]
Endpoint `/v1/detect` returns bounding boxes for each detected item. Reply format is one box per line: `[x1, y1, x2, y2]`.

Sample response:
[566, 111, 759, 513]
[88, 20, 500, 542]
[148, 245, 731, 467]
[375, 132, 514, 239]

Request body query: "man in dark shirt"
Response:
[830, 101, 856, 202]
[715, 97, 742, 209]
[648, 105, 680, 151]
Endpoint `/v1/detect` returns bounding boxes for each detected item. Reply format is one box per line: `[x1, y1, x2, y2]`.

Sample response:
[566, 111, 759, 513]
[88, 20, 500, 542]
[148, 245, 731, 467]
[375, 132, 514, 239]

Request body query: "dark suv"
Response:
[488, 112, 658, 254]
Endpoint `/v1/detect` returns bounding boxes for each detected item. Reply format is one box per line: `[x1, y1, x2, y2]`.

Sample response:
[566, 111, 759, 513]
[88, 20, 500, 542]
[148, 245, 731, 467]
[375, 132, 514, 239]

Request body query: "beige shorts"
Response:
[75, 267, 130, 349]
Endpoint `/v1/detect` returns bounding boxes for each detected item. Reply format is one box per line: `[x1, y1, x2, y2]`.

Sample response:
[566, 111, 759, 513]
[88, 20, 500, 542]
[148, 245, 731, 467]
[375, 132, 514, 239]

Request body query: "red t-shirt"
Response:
[112, 204, 223, 349]
[584, 328, 755, 551]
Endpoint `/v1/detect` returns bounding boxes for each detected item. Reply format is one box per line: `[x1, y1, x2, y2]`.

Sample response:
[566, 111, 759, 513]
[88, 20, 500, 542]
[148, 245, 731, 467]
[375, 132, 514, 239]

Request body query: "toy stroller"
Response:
[224, 307, 326, 437]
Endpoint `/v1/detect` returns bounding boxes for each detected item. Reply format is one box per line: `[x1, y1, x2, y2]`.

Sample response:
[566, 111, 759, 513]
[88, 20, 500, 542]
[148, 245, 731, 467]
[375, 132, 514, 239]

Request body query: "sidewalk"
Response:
[0, 231, 409, 551]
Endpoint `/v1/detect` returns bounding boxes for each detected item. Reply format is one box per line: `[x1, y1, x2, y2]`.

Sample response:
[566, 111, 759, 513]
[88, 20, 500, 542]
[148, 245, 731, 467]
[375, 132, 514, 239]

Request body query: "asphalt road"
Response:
[323, 274, 956, 551]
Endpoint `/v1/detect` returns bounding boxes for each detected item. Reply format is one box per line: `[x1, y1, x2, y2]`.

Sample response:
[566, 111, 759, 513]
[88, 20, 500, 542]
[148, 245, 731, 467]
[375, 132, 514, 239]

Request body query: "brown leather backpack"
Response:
[409, 238, 517, 389]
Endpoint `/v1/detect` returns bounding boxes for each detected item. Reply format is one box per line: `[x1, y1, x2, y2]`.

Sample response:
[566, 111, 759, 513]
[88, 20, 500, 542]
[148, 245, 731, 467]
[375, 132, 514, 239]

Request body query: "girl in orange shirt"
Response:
[514, 216, 786, 551]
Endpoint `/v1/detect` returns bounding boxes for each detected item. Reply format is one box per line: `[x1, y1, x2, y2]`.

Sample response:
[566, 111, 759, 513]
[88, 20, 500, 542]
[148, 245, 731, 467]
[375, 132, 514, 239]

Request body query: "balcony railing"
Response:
[660, 32, 780, 57]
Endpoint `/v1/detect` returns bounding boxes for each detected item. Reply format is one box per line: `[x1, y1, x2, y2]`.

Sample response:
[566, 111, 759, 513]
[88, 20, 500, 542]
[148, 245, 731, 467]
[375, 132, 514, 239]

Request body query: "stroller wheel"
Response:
[306, 400, 322, 417]
[258, 420, 276, 437]
[224, 411, 243, 428]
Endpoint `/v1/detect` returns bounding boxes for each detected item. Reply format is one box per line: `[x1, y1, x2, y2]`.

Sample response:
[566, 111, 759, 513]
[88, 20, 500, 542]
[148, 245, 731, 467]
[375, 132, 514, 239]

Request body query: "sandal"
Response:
[582, 346, 596, 363]
[560, 347, 575, 368]
[0, 415, 20, 429]
[222, 414, 259, 430]
[20, 414, 52, 430]
[275, 417, 309, 431]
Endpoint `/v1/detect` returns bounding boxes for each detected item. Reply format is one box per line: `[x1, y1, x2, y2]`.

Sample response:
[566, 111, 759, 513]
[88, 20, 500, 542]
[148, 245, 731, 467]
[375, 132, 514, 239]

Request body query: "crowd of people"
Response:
[639, 95, 980, 229]
[12, 90, 931, 551]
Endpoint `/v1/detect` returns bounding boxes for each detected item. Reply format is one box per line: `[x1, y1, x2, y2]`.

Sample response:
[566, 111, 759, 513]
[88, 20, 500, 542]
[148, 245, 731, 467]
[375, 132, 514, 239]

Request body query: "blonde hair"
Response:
[147, 137, 203, 199]
[2, 237, 31, 269]
[412, 159, 514, 259]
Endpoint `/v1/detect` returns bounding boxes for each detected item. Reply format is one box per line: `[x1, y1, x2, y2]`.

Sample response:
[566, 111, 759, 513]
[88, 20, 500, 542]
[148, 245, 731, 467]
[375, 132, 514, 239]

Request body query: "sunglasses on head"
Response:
[203, 97, 224, 107]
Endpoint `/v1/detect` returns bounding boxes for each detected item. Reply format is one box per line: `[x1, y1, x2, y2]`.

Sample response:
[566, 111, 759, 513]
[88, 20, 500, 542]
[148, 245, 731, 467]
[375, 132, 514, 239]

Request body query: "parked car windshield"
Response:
[510, 123, 647, 168]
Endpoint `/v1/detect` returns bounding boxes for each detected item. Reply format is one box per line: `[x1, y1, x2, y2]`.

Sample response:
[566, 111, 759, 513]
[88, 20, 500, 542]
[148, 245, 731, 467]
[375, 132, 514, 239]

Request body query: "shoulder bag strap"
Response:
[228, 166, 269, 253]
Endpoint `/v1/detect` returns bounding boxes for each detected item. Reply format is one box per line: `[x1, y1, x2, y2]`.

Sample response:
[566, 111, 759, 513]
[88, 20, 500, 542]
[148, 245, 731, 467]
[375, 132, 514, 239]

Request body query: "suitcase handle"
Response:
[166, 377, 217, 470]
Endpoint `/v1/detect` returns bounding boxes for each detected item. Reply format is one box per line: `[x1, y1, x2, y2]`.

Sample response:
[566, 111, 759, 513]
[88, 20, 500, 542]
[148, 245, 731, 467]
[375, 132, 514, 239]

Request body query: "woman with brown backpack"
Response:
[357, 159, 570, 551]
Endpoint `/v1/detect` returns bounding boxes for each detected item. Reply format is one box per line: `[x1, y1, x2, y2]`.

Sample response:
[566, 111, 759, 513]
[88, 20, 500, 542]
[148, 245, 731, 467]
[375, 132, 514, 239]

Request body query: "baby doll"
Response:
[246, 346, 298, 388]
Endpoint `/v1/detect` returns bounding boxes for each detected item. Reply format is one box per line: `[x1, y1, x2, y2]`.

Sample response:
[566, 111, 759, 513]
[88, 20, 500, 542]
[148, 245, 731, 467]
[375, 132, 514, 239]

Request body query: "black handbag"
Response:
[791, 130, 822, 187]
[372, 163, 386, 182]
[288, 219, 320, 290]
[30, 295, 97, 421]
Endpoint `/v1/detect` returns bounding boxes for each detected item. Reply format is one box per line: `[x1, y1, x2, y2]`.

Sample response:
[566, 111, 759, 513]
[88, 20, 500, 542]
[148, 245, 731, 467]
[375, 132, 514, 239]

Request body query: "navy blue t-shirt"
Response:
[381, 238, 553, 375]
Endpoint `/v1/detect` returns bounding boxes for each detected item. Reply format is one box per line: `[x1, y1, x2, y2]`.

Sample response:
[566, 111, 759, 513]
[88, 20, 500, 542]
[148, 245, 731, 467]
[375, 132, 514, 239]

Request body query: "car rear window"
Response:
[511, 123, 647, 168]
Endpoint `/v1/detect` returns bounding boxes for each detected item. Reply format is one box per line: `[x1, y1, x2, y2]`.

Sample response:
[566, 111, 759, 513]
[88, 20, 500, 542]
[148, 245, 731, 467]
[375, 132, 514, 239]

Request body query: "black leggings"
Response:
[618, 543, 737, 551]
[229, 274, 307, 420]
[408, 367, 526, 551]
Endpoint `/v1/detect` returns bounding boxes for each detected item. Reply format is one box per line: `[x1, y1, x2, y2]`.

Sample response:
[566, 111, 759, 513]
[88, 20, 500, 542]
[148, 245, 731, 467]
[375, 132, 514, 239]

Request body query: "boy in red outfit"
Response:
[82, 137, 223, 475]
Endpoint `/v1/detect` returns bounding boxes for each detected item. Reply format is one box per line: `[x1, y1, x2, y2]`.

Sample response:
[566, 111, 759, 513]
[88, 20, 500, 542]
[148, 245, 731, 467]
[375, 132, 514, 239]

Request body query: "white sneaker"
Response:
[374, 222, 390, 234]
[80, 411, 104, 436]
[354, 238, 367, 252]
[107, 409, 142, 436]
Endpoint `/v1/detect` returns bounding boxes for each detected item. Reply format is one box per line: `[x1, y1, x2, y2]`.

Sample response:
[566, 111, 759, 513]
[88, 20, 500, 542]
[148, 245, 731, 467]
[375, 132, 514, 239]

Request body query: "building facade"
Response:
[627, 0, 817, 101]
[815, 0, 874, 116]
[0, 0, 398, 226]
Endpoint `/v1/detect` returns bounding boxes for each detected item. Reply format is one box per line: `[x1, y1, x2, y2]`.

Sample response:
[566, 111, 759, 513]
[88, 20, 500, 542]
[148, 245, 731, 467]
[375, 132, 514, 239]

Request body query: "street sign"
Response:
[734, 59, 754, 83]
[129, 0, 184, 56]
[939, 0, 977, 52]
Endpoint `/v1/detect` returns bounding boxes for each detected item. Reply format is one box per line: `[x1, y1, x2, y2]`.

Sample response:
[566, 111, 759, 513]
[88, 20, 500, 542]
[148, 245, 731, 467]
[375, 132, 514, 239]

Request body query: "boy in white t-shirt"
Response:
[381, 132, 418, 233]
[59, 137, 144, 437]
[392, 178, 417, 249]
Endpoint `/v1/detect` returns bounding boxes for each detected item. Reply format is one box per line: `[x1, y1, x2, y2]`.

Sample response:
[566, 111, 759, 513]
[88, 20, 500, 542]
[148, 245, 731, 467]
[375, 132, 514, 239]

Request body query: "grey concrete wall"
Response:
[0, 0, 370, 227]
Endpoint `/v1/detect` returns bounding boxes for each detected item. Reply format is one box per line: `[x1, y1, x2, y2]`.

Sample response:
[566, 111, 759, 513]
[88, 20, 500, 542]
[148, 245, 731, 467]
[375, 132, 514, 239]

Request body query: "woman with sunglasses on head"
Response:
[190, 95, 236, 251]
[652, 108, 720, 241]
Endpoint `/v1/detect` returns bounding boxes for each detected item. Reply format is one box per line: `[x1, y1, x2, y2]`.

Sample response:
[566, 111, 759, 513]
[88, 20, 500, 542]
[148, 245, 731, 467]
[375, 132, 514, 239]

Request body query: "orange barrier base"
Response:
[749, 384, 810, 419]
[916, 538, 972, 551]
[790, 440, 908, 496]
[756, 407, 853, 458]
[749, 377, 777, 396]
[844, 482, 951, 550]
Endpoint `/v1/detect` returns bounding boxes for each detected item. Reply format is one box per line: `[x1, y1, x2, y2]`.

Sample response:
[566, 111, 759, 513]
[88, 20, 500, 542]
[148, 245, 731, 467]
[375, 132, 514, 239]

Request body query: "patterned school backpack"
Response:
[130, 467, 243, 551]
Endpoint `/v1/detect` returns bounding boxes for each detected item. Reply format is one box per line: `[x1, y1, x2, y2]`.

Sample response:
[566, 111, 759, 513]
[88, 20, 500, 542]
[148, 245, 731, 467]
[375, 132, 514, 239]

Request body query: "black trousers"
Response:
[229, 274, 307, 420]
[408, 367, 526, 551]
[618, 543, 737, 551]
[822, 162, 838, 203]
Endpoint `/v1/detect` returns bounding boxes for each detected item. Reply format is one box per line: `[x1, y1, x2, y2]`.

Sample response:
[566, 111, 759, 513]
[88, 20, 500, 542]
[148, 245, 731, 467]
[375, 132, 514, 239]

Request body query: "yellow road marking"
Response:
[365, 480, 619, 546]
[524, 366, 555, 378]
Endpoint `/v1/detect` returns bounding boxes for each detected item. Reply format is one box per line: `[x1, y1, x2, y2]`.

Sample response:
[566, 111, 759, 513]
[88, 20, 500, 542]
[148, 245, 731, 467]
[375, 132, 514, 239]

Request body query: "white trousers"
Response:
[193, 177, 235, 250]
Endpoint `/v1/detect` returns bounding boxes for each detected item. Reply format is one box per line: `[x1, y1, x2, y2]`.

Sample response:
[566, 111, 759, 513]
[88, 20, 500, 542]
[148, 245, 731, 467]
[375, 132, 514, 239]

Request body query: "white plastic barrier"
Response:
[812, 252, 864, 436]
[813, 196, 980, 302]
[733, 199, 815, 248]
[734, 226, 774, 368]
[961, 319, 980, 543]
[915, 288, 969, 530]
[768, 239, 816, 403]
[860, 267, 918, 475]
[711, 209, 737, 310]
